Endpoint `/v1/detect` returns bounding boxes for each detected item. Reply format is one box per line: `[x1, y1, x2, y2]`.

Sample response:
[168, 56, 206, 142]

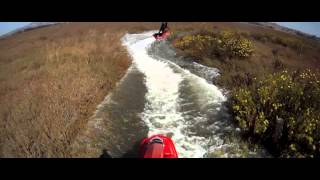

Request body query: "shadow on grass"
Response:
[99, 149, 112, 158]
[99, 140, 142, 158]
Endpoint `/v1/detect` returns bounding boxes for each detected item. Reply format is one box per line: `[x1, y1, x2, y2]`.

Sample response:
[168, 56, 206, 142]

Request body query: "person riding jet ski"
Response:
[159, 22, 168, 34]
[153, 22, 170, 40]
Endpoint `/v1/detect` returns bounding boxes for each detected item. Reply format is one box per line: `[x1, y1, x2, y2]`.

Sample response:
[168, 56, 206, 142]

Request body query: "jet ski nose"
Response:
[140, 134, 178, 158]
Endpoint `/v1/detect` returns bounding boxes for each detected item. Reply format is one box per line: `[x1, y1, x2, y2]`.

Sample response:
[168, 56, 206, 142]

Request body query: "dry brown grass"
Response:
[0, 22, 158, 157]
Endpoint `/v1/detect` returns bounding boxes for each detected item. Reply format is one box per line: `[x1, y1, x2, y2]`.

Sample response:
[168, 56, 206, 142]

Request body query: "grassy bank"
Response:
[0, 22, 158, 157]
[168, 22, 320, 157]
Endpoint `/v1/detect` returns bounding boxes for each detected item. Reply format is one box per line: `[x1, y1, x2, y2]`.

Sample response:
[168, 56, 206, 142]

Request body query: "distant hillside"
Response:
[0, 22, 64, 39]
[246, 22, 320, 41]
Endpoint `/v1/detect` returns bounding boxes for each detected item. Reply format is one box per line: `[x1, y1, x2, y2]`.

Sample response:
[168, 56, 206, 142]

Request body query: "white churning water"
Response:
[122, 32, 233, 158]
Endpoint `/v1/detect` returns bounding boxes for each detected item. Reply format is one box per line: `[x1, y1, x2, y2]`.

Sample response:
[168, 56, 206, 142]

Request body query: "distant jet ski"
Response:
[153, 22, 170, 40]
[153, 30, 170, 40]
[140, 134, 178, 158]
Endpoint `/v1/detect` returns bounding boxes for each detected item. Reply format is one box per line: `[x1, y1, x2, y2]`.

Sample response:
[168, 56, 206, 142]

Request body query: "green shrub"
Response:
[230, 69, 320, 157]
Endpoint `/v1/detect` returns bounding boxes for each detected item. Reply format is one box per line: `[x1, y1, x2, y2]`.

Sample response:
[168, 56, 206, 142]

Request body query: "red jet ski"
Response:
[153, 30, 170, 41]
[140, 134, 178, 158]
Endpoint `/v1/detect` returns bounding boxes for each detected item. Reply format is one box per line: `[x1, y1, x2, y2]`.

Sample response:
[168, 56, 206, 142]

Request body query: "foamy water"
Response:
[122, 31, 269, 158]
[122, 32, 226, 157]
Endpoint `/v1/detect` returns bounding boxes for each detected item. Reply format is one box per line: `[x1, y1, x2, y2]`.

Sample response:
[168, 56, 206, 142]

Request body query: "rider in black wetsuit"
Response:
[158, 22, 168, 34]
[154, 22, 168, 37]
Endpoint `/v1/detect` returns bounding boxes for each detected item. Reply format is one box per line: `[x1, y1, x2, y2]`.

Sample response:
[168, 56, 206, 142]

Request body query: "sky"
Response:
[275, 22, 320, 37]
[0, 22, 31, 36]
[1, 22, 320, 37]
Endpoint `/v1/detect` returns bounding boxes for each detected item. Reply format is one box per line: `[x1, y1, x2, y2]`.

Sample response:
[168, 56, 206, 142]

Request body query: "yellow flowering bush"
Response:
[173, 30, 254, 60]
[231, 69, 320, 157]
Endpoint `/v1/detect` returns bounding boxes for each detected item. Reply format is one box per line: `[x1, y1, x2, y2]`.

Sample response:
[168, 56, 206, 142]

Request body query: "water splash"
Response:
[122, 31, 268, 158]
